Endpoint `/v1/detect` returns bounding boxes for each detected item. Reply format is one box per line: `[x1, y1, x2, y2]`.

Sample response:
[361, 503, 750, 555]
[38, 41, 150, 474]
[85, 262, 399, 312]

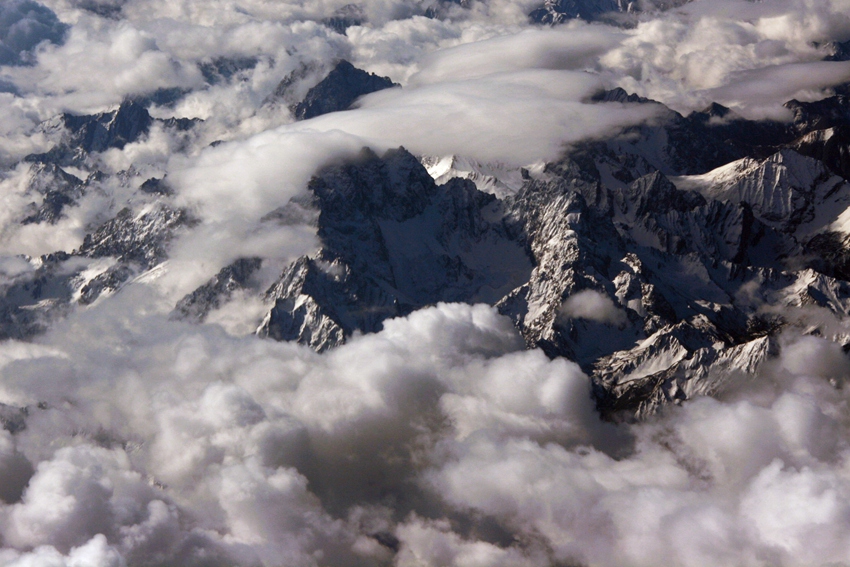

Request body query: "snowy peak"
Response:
[292, 60, 398, 120]
[310, 147, 438, 223]
[258, 147, 532, 348]
[528, 0, 691, 25]
[421, 155, 533, 197]
[529, 0, 633, 24]
[679, 149, 848, 234]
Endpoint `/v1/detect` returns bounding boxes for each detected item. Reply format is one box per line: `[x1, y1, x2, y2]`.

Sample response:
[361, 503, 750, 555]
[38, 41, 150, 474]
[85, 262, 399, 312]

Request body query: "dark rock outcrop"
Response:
[292, 60, 398, 120]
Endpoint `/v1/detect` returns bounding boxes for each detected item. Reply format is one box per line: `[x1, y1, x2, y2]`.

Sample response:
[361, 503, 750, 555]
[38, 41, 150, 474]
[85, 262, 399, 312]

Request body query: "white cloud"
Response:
[2, 1, 850, 565]
[561, 289, 628, 327]
[599, 0, 850, 116]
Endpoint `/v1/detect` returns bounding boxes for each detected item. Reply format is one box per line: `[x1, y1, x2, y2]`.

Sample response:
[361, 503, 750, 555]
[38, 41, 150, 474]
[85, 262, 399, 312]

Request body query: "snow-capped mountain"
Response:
[6, 79, 850, 419]
[7, 2, 850, 565]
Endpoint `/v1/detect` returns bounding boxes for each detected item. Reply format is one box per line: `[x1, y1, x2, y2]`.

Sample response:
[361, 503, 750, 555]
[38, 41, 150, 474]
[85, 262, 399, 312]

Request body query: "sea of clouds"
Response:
[2, 0, 850, 565]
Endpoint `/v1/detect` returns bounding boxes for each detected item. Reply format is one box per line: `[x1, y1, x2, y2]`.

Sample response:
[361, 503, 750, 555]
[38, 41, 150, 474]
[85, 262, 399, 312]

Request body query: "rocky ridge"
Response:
[7, 73, 850, 417]
[528, 0, 691, 25]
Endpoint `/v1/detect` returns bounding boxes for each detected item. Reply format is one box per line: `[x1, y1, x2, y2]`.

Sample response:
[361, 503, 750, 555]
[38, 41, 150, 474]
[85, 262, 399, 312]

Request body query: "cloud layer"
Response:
[1, 0, 850, 566]
[0, 297, 846, 566]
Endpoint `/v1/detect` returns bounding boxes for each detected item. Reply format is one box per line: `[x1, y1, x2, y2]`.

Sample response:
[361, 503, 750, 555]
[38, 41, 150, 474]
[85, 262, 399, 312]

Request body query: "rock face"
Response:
[0, 89, 203, 340]
[322, 4, 365, 33]
[204, 83, 850, 417]
[528, 0, 690, 24]
[173, 258, 264, 322]
[63, 100, 153, 153]
[0, 201, 194, 335]
[291, 60, 398, 120]
[21, 163, 87, 224]
[10, 68, 850, 419]
[25, 100, 199, 167]
[256, 147, 531, 351]
[529, 0, 633, 24]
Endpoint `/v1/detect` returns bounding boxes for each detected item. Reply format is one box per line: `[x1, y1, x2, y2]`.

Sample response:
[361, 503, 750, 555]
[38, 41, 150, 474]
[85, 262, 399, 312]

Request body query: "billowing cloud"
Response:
[561, 289, 628, 327]
[600, 0, 850, 116]
[0, 0, 68, 67]
[0, 296, 845, 566]
[0, 0, 850, 565]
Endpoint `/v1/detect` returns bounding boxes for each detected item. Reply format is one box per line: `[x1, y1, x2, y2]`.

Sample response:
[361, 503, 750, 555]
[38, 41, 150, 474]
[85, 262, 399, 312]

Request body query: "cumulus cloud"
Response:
[19, 19, 202, 111]
[599, 0, 850, 116]
[561, 289, 628, 327]
[0, 0, 68, 67]
[425, 333, 850, 567]
[0, 283, 844, 567]
[0, 299, 602, 566]
[2, 1, 850, 566]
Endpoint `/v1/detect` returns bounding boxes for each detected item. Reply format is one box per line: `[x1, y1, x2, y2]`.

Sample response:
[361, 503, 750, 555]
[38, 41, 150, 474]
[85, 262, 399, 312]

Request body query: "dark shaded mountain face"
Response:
[0, 201, 193, 338]
[241, 83, 850, 417]
[62, 100, 153, 153]
[11, 77, 850, 419]
[24, 99, 199, 167]
[169, 75, 850, 417]
[250, 147, 532, 350]
[290, 60, 398, 120]
[826, 39, 850, 61]
[322, 4, 365, 34]
[199, 56, 259, 84]
[528, 0, 690, 24]
[529, 0, 631, 24]
[0, 96, 199, 339]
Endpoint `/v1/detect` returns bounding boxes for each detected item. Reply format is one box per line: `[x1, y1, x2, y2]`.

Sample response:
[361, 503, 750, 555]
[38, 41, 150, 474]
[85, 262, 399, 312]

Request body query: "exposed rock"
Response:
[255, 147, 531, 349]
[173, 257, 263, 322]
[322, 4, 365, 34]
[199, 56, 259, 84]
[292, 60, 398, 120]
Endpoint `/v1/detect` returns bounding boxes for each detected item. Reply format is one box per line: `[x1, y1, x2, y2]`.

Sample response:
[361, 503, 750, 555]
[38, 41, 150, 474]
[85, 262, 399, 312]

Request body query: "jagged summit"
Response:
[255, 146, 531, 350]
[64, 100, 152, 152]
[529, 0, 633, 24]
[590, 87, 657, 105]
[825, 39, 850, 61]
[146, 121, 850, 417]
[528, 0, 690, 25]
[291, 60, 398, 120]
[322, 4, 365, 33]
[25, 100, 198, 167]
[7, 64, 850, 420]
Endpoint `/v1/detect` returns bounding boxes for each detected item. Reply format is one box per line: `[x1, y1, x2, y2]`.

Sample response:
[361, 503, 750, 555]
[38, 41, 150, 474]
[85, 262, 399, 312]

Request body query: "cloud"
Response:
[704, 60, 850, 117]
[599, 0, 850, 116]
[20, 19, 202, 111]
[0, 279, 844, 567]
[3, 1, 850, 566]
[0, 299, 598, 565]
[407, 26, 625, 85]
[425, 337, 850, 567]
[561, 289, 628, 327]
[0, 0, 68, 67]
[282, 69, 660, 165]
[0, 534, 125, 567]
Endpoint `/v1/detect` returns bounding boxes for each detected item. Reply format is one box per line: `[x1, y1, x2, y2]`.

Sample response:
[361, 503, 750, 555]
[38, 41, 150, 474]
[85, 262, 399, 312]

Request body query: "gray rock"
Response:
[292, 60, 398, 120]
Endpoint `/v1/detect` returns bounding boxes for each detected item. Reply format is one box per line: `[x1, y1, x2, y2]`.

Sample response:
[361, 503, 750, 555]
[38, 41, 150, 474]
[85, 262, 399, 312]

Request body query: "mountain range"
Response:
[6, 60, 850, 418]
